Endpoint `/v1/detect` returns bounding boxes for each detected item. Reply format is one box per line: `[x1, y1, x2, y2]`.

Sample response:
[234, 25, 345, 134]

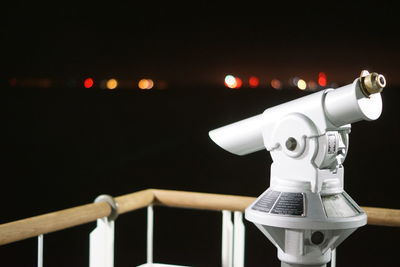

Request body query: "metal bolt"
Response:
[311, 231, 325, 245]
[285, 137, 297, 151]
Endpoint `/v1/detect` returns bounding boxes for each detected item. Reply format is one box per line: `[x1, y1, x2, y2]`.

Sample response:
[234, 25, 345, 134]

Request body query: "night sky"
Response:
[2, 2, 400, 266]
[3, 2, 400, 85]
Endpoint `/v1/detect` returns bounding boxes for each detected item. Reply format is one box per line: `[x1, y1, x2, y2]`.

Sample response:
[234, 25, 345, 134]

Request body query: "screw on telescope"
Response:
[285, 137, 297, 151]
[311, 231, 325, 245]
[359, 70, 386, 96]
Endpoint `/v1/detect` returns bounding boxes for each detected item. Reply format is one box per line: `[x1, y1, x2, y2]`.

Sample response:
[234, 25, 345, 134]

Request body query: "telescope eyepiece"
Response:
[360, 70, 386, 96]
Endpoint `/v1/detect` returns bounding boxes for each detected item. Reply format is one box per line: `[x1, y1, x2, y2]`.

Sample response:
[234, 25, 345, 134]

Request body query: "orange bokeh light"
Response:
[271, 79, 282, 89]
[106, 79, 118, 90]
[138, 79, 154, 90]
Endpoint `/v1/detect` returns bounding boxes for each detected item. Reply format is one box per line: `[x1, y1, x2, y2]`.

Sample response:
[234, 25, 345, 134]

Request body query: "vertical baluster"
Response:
[90, 218, 115, 267]
[222, 210, 233, 267]
[37, 234, 43, 267]
[147, 205, 154, 265]
[331, 248, 336, 267]
[89, 195, 118, 267]
[233, 212, 245, 267]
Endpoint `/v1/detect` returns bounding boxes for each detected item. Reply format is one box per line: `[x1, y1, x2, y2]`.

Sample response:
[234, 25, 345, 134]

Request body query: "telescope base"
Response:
[245, 188, 367, 267]
[281, 263, 326, 267]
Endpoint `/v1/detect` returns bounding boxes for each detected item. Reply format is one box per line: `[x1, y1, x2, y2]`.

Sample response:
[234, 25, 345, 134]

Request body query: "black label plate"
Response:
[252, 190, 280, 212]
[252, 190, 305, 216]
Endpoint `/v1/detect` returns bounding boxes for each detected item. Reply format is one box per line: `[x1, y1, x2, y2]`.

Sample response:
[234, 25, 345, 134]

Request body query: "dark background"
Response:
[2, 2, 399, 266]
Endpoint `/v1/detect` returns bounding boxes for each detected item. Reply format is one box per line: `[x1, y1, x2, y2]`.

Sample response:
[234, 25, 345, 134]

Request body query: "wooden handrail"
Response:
[1, 189, 399, 246]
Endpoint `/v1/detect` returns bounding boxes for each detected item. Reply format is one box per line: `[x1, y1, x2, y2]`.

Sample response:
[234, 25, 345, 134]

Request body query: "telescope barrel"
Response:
[324, 75, 384, 127]
[209, 72, 385, 155]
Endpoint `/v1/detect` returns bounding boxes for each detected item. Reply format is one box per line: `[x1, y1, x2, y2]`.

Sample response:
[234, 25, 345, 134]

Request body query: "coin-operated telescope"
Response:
[209, 71, 386, 267]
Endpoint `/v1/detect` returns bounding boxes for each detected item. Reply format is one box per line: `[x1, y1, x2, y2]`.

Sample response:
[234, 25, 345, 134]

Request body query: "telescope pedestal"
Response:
[281, 263, 326, 267]
[246, 189, 366, 267]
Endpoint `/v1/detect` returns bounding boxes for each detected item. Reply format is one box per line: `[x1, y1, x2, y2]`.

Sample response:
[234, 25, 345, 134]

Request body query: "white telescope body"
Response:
[209, 72, 385, 267]
[209, 78, 382, 156]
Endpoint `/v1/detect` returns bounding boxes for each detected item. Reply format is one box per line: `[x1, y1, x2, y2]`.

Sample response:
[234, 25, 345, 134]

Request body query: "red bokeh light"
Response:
[248, 76, 259, 88]
[84, 78, 94, 88]
[235, 77, 243, 89]
[318, 72, 327, 87]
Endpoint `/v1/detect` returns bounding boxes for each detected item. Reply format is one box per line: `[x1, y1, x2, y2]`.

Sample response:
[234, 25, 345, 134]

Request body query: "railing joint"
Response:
[95, 194, 119, 222]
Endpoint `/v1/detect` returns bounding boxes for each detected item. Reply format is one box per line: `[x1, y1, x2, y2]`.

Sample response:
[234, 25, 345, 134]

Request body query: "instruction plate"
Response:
[252, 190, 305, 216]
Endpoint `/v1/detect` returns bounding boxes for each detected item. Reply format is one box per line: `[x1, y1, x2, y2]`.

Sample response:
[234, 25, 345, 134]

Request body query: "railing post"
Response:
[222, 210, 233, 267]
[222, 211, 246, 267]
[89, 195, 119, 267]
[90, 218, 114, 267]
[233, 211, 245, 267]
[331, 249, 336, 267]
[37, 234, 43, 267]
[146, 205, 154, 264]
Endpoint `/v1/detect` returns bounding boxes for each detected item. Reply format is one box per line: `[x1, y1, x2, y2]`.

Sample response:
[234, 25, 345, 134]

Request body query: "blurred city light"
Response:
[38, 79, 52, 88]
[318, 72, 327, 87]
[17, 78, 52, 88]
[235, 77, 243, 89]
[106, 78, 118, 90]
[4, 72, 338, 91]
[297, 79, 307, 90]
[224, 75, 237, 88]
[271, 79, 282, 89]
[248, 76, 259, 88]
[291, 77, 300, 87]
[308, 80, 317, 91]
[84, 78, 94, 88]
[138, 79, 154, 90]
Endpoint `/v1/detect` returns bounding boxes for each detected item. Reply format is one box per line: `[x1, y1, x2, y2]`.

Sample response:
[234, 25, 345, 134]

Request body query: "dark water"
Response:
[2, 86, 399, 266]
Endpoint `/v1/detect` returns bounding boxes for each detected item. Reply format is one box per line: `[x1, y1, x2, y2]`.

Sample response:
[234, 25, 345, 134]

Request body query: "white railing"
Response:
[1, 189, 400, 266]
